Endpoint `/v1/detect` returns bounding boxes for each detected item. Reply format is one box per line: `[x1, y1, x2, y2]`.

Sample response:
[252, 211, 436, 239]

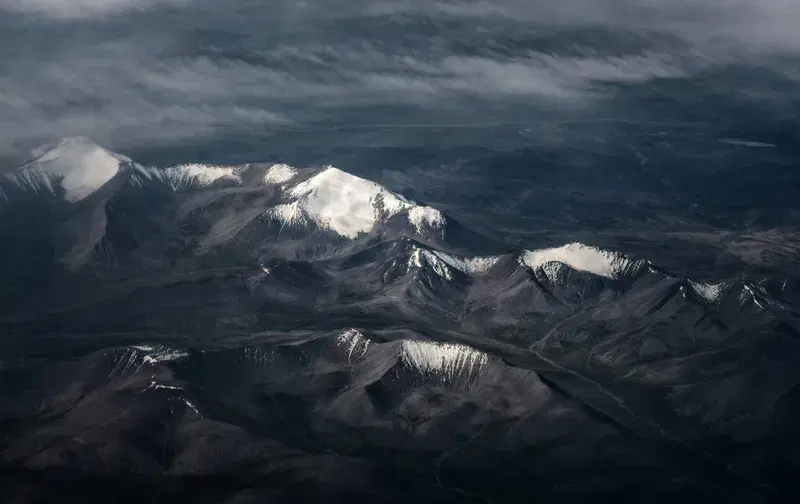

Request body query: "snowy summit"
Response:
[521, 242, 644, 280]
[268, 166, 446, 239]
[8, 137, 131, 202]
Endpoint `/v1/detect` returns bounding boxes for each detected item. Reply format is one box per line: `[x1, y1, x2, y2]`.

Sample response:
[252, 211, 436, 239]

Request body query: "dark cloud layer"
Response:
[1, 0, 799, 159]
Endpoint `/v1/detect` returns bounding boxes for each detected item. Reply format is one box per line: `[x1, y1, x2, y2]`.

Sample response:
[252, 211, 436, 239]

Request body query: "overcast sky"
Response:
[1, 0, 798, 161]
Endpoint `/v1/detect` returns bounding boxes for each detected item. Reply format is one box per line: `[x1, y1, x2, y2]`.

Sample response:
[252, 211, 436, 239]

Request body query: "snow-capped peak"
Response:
[520, 242, 644, 280]
[9, 137, 130, 202]
[267, 165, 446, 239]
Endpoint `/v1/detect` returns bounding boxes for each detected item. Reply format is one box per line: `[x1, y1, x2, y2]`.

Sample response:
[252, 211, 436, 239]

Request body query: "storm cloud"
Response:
[0, 0, 798, 160]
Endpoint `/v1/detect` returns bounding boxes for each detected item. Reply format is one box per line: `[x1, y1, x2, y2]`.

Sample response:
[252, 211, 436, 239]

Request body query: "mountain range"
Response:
[1, 137, 798, 503]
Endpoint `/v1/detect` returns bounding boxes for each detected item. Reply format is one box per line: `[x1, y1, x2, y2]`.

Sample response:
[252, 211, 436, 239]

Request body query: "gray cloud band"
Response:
[0, 0, 798, 157]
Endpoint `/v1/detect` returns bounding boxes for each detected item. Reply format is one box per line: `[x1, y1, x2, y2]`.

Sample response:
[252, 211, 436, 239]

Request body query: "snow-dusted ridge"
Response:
[401, 340, 488, 384]
[408, 246, 454, 280]
[332, 330, 489, 384]
[738, 280, 785, 312]
[5, 137, 132, 202]
[133, 163, 246, 191]
[521, 242, 645, 280]
[105, 344, 190, 379]
[130, 344, 189, 365]
[405, 245, 499, 280]
[266, 166, 446, 239]
[431, 249, 500, 275]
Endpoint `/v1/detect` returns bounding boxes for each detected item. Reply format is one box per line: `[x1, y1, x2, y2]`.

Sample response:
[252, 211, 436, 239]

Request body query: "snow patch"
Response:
[108, 344, 188, 379]
[521, 242, 642, 279]
[141, 381, 201, 417]
[9, 137, 129, 202]
[183, 398, 201, 416]
[407, 246, 454, 280]
[405, 245, 499, 281]
[144, 349, 189, 365]
[688, 280, 728, 303]
[740, 282, 782, 312]
[407, 206, 446, 232]
[263, 164, 297, 185]
[135, 164, 244, 191]
[400, 340, 488, 383]
[738, 286, 750, 305]
[742, 284, 767, 310]
[146, 380, 183, 391]
[110, 348, 148, 377]
[431, 250, 499, 275]
[269, 201, 307, 229]
[266, 166, 446, 238]
[131, 344, 189, 365]
[334, 328, 371, 362]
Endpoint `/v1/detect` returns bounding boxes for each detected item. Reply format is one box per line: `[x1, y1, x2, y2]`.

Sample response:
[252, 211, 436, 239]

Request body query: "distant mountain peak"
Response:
[267, 165, 446, 239]
[10, 137, 131, 202]
[520, 242, 645, 280]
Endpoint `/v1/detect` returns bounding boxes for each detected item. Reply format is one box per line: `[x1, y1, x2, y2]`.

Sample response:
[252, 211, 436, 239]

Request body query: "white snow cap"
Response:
[13, 137, 130, 202]
[267, 165, 446, 239]
[521, 242, 642, 279]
